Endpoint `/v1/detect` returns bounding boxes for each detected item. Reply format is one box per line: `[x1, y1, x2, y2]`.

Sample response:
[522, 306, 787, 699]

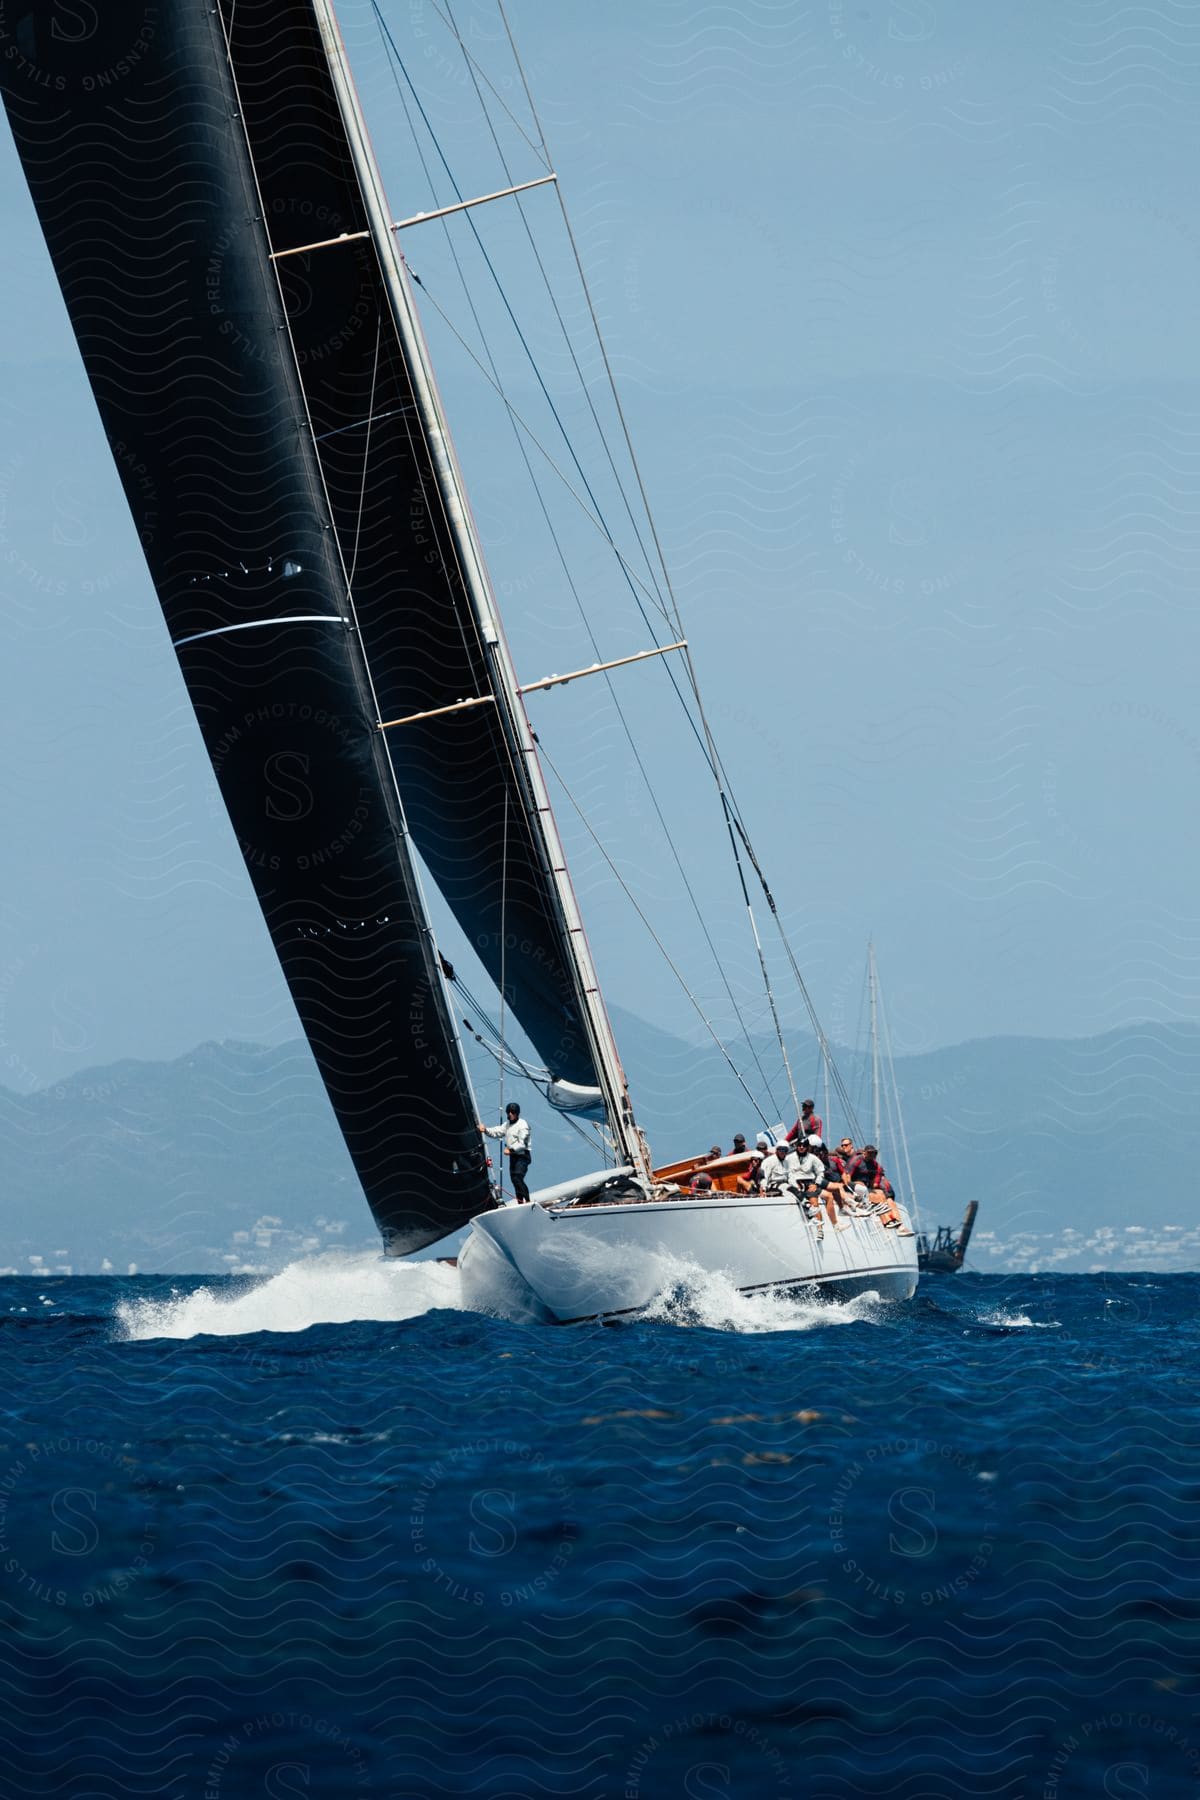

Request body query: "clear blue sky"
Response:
[2, 0, 1199, 1095]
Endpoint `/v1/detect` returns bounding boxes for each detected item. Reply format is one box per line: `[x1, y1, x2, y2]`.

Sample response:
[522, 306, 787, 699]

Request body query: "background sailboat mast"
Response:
[311, 0, 648, 1179]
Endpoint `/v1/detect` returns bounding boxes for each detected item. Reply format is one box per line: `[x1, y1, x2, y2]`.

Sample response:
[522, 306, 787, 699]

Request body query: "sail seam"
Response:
[172, 615, 348, 650]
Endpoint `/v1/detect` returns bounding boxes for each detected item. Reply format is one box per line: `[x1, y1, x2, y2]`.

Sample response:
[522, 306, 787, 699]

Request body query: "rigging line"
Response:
[399, 3, 832, 1128]
[406, 272, 679, 634]
[493, 5, 841, 1131]
[499, 790, 508, 1131]
[852, 957, 869, 1126]
[498, 2, 873, 1163]
[536, 738, 774, 1130]
[741, 847, 862, 1140]
[405, 269, 736, 790]
[314, 404, 411, 441]
[497, 0, 687, 633]
[365, 93, 522, 809]
[877, 973, 920, 1227]
[399, 241, 784, 1115]
[718, 790, 801, 1132]
[446, 0, 667, 612]
[375, 0, 670, 1046]
[725, 805, 862, 1131]
[361, 14, 551, 956]
[346, 310, 383, 596]
[395, 23, 778, 1120]
[378, 19, 541, 738]
[498, 2, 814, 871]
[370, 5, 678, 637]
[463, 1024, 610, 1160]
[375, 52, 740, 849]
[419, 0, 550, 166]
[489, 13, 815, 1071]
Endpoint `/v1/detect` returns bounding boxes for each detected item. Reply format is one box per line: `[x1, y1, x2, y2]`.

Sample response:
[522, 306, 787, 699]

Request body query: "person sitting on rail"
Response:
[793, 1139, 825, 1193]
[761, 1141, 824, 1236]
[738, 1133, 771, 1193]
[786, 1099, 822, 1146]
[758, 1142, 800, 1194]
[804, 1136, 850, 1230]
[820, 1137, 857, 1227]
[844, 1145, 913, 1234]
[791, 1140, 828, 1239]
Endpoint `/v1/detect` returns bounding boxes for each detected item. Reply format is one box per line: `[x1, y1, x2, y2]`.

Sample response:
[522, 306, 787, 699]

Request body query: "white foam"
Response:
[978, 1311, 1060, 1329]
[639, 1257, 885, 1334]
[115, 1250, 461, 1341]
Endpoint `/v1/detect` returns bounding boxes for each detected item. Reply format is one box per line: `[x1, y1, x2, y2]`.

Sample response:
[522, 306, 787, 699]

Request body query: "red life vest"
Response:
[846, 1154, 891, 1194]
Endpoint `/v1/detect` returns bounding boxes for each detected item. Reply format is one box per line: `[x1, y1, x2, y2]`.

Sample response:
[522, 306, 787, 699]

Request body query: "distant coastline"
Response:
[2, 1014, 1198, 1275]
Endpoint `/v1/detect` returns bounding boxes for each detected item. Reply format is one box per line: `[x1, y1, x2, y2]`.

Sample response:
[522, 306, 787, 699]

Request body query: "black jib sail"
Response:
[1, 0, 521, 1250]
[4, 0, 622, 1114]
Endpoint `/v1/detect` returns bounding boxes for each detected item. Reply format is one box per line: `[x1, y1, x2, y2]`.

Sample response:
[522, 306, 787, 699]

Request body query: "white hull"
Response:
[457, 1193, 919, 1324]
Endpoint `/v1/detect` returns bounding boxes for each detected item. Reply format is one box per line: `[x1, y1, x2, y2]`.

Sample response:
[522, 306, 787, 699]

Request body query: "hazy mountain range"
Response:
[1, 1010, 1196, 1275]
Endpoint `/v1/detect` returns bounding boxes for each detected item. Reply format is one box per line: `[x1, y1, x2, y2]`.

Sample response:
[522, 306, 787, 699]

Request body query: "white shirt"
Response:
[484, 1117, 531, 1154]
[794, 1152, 825, 1186]
[760, 1150, 799, 1190]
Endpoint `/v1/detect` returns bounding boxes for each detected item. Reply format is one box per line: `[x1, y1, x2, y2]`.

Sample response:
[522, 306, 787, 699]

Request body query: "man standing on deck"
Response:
[479, 1102, 532, 1203]
[786, 1099, 822, 1145]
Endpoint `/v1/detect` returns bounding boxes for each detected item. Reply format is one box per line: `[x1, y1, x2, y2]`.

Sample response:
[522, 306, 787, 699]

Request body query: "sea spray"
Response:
[638, 1256, 886, 1334]
[115, 1249, 461, 1340]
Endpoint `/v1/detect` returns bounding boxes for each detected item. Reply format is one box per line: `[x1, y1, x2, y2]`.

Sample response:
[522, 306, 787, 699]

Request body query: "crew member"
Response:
[787, 1139, 826, 1238]
[786, 1099, 822, 1145]
[738, 1133, 771, 1193]
[844, 1144, 911, 1233]
[822, 1137, 856, 1227]
[758, 1142, 800, 1194]
[479, 1102, 532, 1203]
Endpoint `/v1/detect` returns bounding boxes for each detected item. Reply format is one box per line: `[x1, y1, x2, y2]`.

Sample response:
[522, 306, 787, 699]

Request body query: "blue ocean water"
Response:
[0, 1263, 1197, 1798]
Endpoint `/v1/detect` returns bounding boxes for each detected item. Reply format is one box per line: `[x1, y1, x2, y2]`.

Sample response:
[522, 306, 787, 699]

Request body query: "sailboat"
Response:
[2, 0, 917, 1321]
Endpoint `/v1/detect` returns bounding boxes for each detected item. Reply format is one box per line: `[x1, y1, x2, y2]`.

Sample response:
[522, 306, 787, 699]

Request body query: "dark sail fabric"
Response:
[1, 0, 496, 1250]
[212, 0, 603, 1095]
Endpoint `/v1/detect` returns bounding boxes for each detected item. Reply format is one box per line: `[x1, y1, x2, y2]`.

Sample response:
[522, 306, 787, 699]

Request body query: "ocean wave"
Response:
[115, 1249, 460, 1340]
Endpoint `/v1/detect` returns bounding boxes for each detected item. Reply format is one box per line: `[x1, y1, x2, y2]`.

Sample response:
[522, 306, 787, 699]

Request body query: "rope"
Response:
[498, 791, 508, 1157]
[877, 968, 920, 1228]
[449, 0, 668, 612]
[536, 739, 773, 1129]
[371, 5, 675, 632]
[489, 1, 844, 1127]
[422, 0, 551, 166]
[345, 311, 382, 596]
[390, 24, 778, 1113]
[376, 4, 863, 1158]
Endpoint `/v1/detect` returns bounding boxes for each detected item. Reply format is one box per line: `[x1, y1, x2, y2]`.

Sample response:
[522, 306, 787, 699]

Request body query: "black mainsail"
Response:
[2, 0, 646, 1244]
[0, 5, 439, 1246]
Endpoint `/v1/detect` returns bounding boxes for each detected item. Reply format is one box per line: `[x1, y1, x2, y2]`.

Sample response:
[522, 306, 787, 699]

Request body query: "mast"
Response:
[310, 0, 648, 1181]
[868, 940, 881, 1147]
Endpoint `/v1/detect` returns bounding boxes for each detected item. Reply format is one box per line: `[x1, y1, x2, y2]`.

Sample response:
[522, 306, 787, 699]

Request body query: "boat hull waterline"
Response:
[456, 1196, 919, 1324]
